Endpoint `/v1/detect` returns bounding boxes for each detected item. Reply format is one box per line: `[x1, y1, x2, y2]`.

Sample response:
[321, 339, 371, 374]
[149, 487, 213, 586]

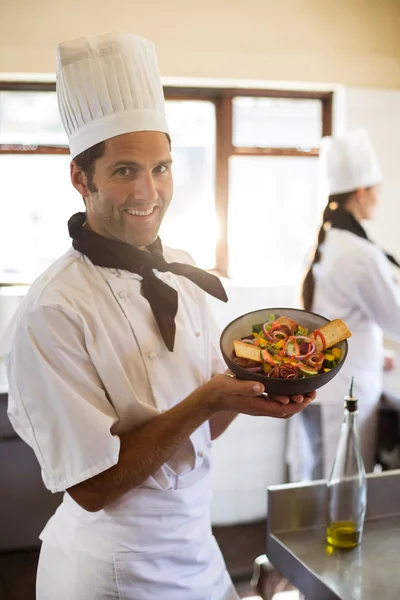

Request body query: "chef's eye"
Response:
[115, 167, 132, 176]
[154, 164, 169, 174]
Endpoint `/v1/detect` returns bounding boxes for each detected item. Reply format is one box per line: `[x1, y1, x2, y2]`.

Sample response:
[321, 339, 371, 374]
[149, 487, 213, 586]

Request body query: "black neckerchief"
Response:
[68, 212, 228, 351]
[329, 208, 400, 269]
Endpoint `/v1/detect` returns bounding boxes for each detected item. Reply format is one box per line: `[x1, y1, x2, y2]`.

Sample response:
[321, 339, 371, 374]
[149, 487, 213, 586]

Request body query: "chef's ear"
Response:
[70, 161, 90, 199]
[354, 187, 367, 206]
[354, 188, 363, 201]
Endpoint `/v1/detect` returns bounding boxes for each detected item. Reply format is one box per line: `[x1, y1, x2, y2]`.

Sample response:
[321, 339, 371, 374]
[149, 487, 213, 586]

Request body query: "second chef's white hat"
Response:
[320, 129, 382, 195]
[56, 32, 169, 159]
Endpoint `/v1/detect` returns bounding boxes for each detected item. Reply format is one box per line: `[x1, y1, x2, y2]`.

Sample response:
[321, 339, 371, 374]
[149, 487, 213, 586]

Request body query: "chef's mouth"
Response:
[123, 206, 157, 217]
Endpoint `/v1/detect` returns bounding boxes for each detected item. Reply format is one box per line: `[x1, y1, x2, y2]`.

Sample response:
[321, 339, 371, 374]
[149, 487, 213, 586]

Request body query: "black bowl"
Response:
[220, 307, 348, 396]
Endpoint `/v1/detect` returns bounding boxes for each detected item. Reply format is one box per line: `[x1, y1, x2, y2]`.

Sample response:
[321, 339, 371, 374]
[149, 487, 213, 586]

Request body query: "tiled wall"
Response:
[211, 413, 288, 525]
[208, 285, 297, 524]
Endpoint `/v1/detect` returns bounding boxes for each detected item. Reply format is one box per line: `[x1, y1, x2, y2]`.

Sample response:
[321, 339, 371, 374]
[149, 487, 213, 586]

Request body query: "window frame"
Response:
[0, 82, 332, 276]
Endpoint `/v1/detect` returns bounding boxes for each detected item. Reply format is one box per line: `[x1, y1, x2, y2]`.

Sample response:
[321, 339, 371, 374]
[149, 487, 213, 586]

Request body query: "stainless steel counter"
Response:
[267, 470, 400, 600]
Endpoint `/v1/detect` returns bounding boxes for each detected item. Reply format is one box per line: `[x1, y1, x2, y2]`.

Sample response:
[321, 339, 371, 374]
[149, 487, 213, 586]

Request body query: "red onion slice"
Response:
[262, 322, 275, 342]
[272, 330, 288, 342]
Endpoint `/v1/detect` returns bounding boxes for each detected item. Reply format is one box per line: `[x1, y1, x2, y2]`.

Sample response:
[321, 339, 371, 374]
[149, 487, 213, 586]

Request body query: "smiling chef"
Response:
[1, 32, 315, 599]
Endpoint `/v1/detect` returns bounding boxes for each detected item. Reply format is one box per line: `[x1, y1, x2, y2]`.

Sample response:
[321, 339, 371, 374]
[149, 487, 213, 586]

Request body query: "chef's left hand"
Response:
[267, 390, 317, 405]
[224, 371, 317, 406]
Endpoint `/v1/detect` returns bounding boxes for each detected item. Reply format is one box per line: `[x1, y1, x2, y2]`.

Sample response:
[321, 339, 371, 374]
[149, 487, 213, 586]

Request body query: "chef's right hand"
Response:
[384, 355, 395, 372]
[204, 373, 315, 419]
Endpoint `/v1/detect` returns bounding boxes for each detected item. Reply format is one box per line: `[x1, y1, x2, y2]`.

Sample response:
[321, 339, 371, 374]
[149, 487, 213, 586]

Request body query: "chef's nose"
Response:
[131, 170, 158, 202]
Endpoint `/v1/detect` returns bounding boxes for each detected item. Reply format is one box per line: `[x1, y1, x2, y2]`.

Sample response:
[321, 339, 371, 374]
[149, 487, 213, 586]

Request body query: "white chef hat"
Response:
[320, 129, 382, 195]
[56, 32, 169, 159]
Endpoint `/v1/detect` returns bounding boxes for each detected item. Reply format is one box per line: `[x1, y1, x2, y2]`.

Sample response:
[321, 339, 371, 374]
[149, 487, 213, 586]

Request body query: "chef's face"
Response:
[71, 131, 173, 248]
[358, 184, 380, 220]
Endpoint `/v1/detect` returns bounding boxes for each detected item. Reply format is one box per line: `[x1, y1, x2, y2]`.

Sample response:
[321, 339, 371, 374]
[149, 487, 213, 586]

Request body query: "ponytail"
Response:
[302, 192, 353, 310]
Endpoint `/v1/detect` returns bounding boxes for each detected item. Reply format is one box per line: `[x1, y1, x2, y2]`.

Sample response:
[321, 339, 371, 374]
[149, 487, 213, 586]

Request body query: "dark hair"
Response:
[73, 140, 107, 193]
[302, 191, 354, 311]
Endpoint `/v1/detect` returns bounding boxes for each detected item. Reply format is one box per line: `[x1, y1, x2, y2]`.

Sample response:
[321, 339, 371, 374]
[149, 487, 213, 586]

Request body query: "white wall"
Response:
[1, 0, 400, 88]
[346, 87, 400, 259]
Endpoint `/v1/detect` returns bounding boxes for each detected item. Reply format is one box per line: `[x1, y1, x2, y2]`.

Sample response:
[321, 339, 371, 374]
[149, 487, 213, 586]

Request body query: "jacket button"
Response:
[119, 290, 127, 299]
[197, 450, 205, 458]
[148, 351, 156, 360]
[195, 331, 201, 337]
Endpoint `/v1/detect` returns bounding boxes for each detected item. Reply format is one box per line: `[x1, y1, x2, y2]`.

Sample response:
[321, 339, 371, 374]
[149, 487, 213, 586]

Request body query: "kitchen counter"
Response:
[266, 470, 400, 600]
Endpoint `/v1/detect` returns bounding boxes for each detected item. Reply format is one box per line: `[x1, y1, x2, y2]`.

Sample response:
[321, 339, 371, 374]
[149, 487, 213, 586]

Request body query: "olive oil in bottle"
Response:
[326, 377, 367, 549]
[326, 520, 361, 549]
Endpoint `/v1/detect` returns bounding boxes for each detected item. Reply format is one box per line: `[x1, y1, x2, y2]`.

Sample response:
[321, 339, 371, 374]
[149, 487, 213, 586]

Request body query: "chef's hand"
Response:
[384, 355, 395, 372]
[205, 374, 316, 419]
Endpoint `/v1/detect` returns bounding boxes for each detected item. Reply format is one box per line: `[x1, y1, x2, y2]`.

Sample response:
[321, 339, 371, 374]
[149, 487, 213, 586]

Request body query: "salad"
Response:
[232, 314, 351, 379]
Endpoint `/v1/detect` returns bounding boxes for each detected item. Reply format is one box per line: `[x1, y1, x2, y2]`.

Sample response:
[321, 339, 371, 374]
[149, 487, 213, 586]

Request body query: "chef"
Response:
[1, 33, 315, 599]
[287, 129, 400, 482]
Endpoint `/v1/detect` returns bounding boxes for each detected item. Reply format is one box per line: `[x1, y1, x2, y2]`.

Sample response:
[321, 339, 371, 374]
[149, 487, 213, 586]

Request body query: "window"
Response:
[0, 154, 80, 282]
[0, 89, 67, 146]
[228, 155, 319, 285]
[0, 83, 332, 284]
[232, 96, 322, 149]
[160, 100, 216, 267]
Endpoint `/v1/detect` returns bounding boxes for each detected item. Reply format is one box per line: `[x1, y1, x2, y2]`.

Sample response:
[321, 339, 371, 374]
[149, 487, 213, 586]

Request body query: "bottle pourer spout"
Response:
[349, 376, 354, 398]
[345, 376, 358, 410]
